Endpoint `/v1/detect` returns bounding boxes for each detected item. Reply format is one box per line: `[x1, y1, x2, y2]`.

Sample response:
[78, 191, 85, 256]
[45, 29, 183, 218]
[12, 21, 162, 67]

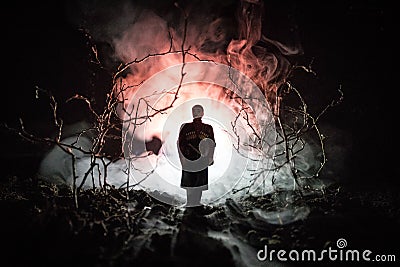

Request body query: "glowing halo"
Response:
[122, 62, 276, 206]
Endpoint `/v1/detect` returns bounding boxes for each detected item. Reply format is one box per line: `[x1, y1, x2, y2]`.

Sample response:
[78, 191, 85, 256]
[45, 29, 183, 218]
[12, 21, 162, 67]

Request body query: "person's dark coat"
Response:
[178, 118, 215, 189]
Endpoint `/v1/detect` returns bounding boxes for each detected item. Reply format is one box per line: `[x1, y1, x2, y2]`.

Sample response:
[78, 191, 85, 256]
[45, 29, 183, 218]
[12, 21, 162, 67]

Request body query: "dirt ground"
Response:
[1, 174, 398, 267]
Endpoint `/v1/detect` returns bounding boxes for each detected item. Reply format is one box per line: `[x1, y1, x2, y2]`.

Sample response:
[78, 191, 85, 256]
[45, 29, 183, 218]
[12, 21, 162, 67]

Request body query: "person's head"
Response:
[192, 104, 204, 119]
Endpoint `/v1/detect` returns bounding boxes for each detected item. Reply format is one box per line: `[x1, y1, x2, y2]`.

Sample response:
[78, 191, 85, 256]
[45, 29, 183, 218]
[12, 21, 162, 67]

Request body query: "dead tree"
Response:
[4, 1, 343, 209]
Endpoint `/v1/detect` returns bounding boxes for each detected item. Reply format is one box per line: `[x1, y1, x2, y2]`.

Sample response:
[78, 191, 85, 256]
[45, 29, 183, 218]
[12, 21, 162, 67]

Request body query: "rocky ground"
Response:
[1, 175, 399, 267]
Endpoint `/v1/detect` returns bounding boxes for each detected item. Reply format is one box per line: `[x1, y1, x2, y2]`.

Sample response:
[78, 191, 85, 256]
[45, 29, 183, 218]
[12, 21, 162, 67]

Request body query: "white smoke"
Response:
[36, 0, 336, 225]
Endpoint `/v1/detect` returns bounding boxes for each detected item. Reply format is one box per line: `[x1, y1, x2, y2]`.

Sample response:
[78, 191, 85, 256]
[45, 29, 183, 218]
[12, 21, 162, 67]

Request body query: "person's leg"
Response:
[192, 188, 202, 206]
[185, 188, 203, 207]
[186, 188, 194, 207]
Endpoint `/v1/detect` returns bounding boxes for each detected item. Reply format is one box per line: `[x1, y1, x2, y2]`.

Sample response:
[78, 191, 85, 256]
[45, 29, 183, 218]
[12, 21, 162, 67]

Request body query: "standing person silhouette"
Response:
[177, 105, 216, 207]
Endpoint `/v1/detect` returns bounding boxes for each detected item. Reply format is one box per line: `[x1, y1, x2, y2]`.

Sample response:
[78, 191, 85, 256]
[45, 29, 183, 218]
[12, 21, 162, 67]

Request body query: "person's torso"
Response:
[180, 121, 213, 160]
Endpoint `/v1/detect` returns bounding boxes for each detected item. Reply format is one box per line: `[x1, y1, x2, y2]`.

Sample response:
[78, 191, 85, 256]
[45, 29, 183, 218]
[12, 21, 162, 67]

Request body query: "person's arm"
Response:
[208, 126, 216, 165]
[177, 124, 186, 165]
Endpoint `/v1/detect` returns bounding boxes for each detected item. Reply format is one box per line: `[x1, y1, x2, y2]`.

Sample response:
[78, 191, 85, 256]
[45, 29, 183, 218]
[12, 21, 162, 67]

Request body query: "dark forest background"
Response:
[0, 0, 397, 265]
[1, 0, 396, 187]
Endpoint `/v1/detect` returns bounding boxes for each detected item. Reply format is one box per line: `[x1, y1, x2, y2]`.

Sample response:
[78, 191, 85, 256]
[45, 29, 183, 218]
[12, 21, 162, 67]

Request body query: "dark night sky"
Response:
[1, 1, 397, 189]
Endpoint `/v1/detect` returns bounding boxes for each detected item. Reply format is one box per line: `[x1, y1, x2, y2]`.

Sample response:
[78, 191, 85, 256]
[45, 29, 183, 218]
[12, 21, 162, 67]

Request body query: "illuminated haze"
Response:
[39, 0, 319, 206]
